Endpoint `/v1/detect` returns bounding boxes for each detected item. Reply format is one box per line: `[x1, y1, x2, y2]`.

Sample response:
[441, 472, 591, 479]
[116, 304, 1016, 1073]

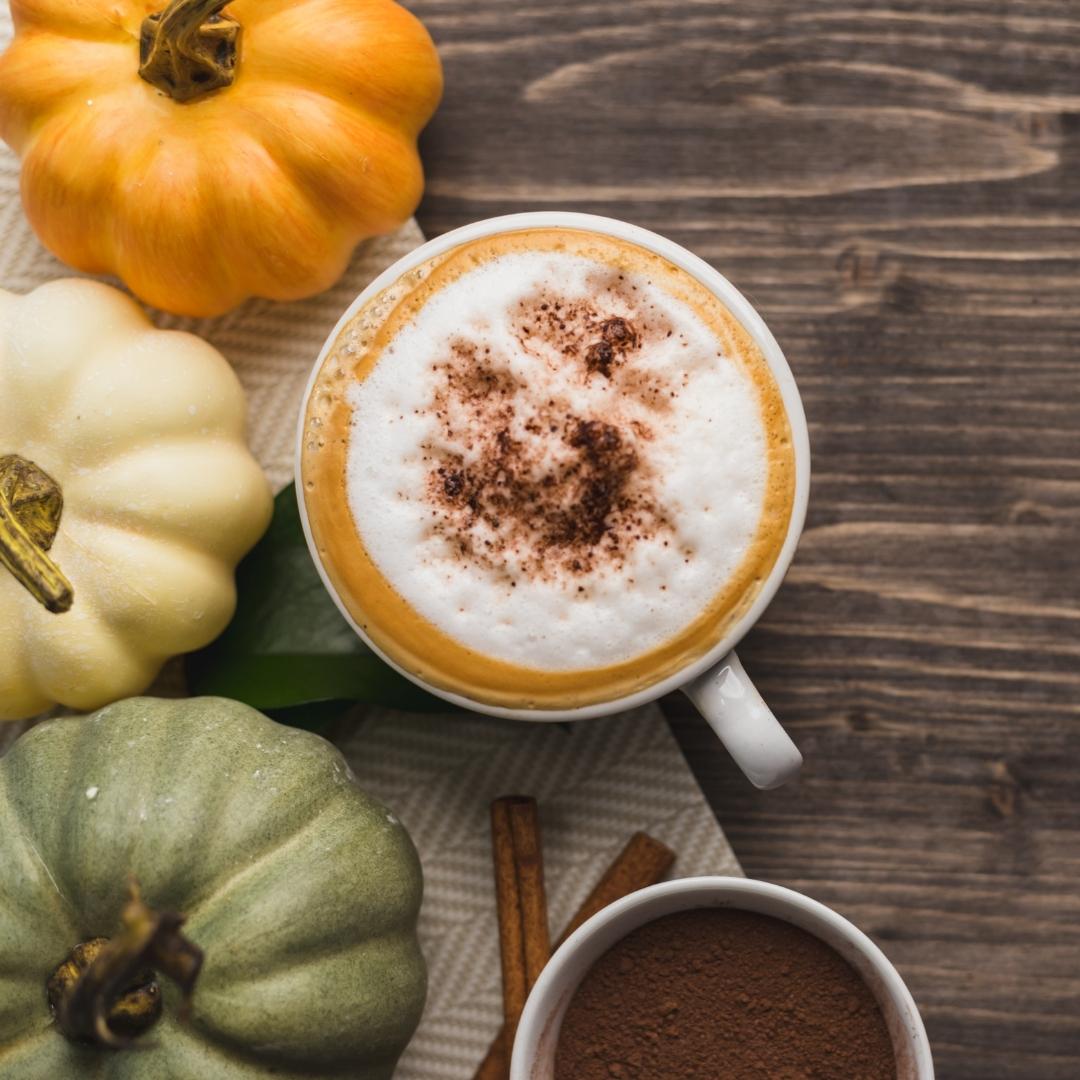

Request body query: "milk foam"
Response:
[345, 249, 769, 671]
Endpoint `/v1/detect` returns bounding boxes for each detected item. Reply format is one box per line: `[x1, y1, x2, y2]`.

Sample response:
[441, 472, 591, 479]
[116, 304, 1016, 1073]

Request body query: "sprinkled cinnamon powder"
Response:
[421, 286, 678, 581]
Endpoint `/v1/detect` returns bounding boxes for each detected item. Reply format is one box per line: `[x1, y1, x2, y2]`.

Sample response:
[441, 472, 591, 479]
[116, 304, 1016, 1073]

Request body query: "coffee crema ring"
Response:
[300, 227, 796, 710]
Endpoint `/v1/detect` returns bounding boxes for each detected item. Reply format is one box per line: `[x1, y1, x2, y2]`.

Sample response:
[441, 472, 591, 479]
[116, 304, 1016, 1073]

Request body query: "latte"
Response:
[300, 227, 795, 709]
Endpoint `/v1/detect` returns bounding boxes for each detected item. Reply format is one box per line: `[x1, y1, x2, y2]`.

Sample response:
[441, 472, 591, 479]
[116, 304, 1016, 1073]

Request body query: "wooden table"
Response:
[410, 2, 1080, 1076]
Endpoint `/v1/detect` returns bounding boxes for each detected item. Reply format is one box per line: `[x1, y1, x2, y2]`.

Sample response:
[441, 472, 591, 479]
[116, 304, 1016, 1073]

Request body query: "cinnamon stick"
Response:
[475, 830, 675, 1080]
[490, 796, 551, 1061]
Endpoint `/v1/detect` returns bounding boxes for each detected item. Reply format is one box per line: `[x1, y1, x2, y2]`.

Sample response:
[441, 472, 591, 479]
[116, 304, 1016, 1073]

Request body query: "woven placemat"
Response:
[0, 10, 741, 1075]
[340, 707, 740, 1078]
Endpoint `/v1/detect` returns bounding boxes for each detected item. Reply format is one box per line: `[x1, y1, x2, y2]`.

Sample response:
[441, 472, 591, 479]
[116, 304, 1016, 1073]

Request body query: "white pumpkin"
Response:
[0, 279, 272, 720]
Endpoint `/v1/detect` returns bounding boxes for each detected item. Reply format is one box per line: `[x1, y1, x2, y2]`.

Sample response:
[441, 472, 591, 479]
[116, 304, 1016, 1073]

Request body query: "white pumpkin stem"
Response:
[0, 454, 73, 613]
[139, 0, 241, 104]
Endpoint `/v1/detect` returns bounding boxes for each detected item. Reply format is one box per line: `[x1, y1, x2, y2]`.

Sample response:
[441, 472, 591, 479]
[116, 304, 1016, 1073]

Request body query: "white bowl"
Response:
[512, 877, 934, 1079]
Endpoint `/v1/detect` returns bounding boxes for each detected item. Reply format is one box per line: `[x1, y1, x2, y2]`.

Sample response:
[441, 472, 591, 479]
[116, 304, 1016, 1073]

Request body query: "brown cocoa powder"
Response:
[554, 908, 896, 1080]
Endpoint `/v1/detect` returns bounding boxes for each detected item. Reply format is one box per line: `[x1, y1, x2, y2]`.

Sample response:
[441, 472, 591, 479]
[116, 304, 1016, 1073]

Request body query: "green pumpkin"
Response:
[0, 697, 426, 1078]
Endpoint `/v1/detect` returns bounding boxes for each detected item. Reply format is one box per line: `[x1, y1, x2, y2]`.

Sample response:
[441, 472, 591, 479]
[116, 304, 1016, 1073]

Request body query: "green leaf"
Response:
[186, 485, 454, 716]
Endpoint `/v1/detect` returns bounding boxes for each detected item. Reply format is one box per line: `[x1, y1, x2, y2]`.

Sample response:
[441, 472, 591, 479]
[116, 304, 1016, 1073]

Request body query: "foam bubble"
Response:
[345, 249, 768, 670]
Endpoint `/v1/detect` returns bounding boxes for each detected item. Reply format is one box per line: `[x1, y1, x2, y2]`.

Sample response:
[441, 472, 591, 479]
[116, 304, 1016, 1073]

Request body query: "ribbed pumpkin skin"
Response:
[0, 0, 443, 316]
[0, 280, 273, 721]
[0, 697, 426, 1078]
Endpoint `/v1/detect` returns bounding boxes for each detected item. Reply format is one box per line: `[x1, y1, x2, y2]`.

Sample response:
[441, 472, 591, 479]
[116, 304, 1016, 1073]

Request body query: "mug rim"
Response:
[295, 211, 812, 721]
[510, 876, 934, 1080]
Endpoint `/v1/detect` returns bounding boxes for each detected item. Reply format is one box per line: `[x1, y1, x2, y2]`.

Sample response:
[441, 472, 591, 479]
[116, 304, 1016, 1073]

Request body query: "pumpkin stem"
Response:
[0, 454, 73, 614]
[47, 878, 204, 1049]
[139, 0, 241, 103]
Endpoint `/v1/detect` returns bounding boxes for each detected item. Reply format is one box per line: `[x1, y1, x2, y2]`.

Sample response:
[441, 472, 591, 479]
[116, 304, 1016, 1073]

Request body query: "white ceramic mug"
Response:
[512, 877, 934, 1080]
[297, 212, 811, 788]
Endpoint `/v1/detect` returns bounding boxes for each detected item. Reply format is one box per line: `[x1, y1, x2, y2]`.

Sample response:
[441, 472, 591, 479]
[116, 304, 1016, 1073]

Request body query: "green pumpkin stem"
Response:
[48, 879, 204, 1049]
[0, 454, 73, 613]
[139, 0, 241, 103]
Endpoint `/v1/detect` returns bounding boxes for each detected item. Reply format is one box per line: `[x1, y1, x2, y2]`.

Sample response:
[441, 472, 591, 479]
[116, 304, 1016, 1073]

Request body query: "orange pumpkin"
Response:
[0, 0, 442, 316]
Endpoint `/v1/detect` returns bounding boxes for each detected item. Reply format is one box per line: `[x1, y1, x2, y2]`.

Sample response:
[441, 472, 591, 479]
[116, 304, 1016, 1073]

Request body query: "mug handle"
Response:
[681, 651, 802, 790]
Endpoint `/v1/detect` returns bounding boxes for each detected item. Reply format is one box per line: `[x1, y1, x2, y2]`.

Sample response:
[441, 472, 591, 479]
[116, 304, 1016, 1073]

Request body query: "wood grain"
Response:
[408, 1, 1080, 1076]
